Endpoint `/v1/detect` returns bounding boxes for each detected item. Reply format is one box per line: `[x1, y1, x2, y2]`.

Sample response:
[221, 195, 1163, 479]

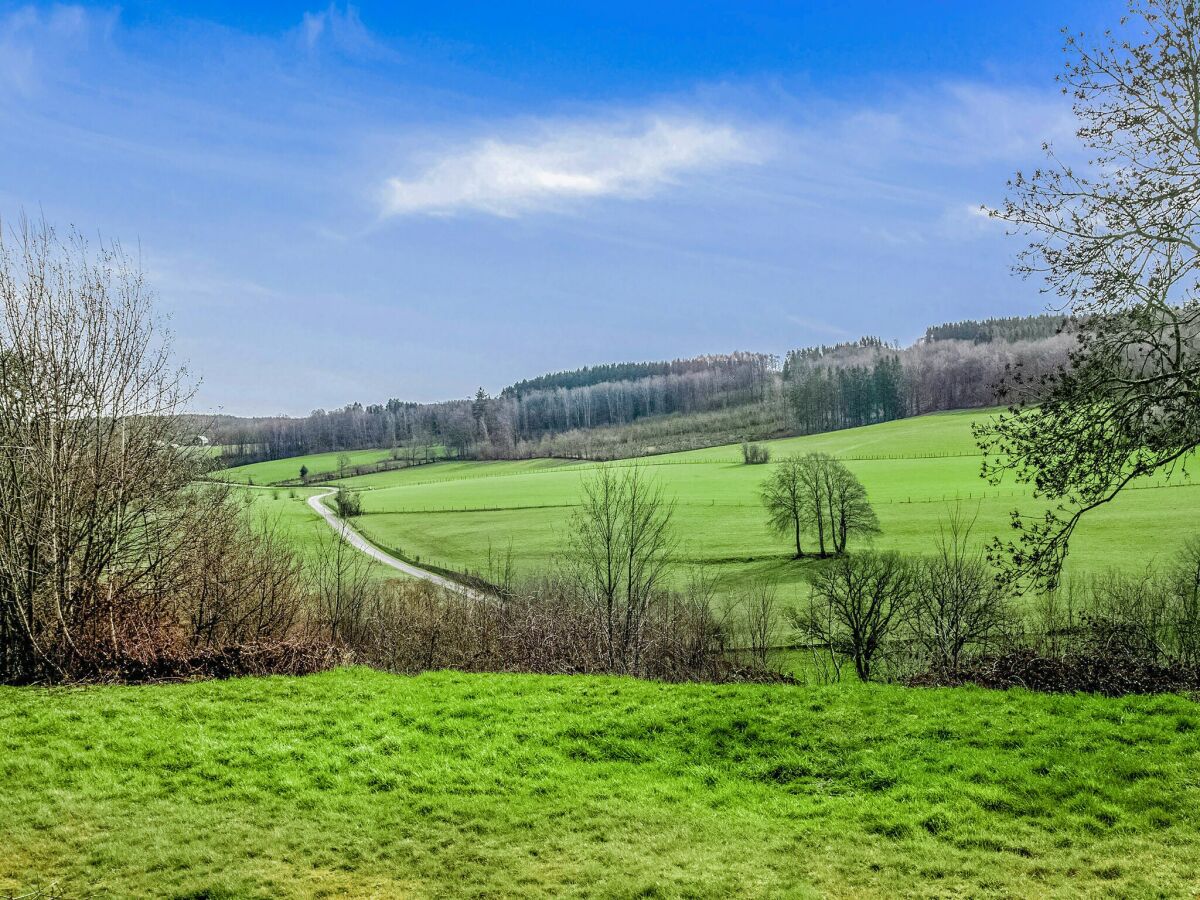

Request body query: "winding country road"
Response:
[306, 489, 487, 600]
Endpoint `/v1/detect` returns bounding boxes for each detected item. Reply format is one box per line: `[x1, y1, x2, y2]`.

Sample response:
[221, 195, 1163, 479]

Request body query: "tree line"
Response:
[780, 329, 1075, 435]
[210, 315, 1074, 467]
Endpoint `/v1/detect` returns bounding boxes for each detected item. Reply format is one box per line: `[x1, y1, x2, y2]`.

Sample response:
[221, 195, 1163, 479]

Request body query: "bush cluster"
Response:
[794, 532, 1200, 696]
[354, 576, 784, 684]
[741, 441, 771, 464]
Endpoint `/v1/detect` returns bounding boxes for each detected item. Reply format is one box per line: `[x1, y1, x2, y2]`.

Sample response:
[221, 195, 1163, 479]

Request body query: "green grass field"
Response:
[3, 667, 1198, 898]
[313, 410, 1199, 594]
[215, 448, 401, 485]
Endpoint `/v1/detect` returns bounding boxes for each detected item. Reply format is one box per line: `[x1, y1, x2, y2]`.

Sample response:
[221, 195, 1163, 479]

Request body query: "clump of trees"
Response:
[741, 442, 770, 464]
[334, 486, 362, 518]
[760, 453, 879, 558]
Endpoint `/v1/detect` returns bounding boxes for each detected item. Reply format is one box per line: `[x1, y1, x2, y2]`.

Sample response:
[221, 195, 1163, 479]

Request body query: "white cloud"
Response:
[382, 115, 765, 218]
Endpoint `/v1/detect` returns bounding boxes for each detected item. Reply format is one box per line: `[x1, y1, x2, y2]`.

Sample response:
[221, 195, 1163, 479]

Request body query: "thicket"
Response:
[790, 514, 1200, 696]
[334, 486, 362, 518]
[741, 442, 770, 464]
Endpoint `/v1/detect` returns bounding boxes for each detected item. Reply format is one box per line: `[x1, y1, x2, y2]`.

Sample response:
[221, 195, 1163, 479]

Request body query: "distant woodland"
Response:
[208, 314, 1074, 465]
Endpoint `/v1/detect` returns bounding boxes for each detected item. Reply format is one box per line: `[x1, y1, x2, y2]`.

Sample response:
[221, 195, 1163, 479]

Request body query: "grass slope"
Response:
[2, 668, 1198, 898]
[324, 410, 1199, 592]
[215, 449, 399, 485]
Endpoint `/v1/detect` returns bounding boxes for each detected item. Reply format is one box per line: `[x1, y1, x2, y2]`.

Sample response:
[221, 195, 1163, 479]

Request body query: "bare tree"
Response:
[567, 464, 676, 674]
[0, 217, 198, 680]
[740, 578, 778, 670]
[796, 552, 915, 681]
[907, 505, 1011, 674]
[761, 455, 808, 557]
[311, 526, 375, 646]
[823, 456, 880, 554]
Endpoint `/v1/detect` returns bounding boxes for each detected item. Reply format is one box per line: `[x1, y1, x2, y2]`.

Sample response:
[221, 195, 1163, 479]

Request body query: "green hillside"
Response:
[3, 668, 1198, 898]
[215, 448, 399, 484]
[314, 409, 1198, 592]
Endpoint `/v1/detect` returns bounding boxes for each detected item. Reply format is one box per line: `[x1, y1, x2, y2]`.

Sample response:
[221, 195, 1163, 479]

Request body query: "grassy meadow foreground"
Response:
[223, 409, 1200, 595]
[3, 667, 1199, 898]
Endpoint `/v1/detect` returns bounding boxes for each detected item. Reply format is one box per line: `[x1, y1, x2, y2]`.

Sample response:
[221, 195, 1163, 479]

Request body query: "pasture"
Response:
[215, 448, 400, 485]
[310, 410, 1200, 594]
[3, 667, 1198, 898]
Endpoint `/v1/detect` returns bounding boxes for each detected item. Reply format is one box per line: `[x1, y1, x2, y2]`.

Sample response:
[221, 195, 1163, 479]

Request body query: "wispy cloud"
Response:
[0, 4, 112, 93]
[382, 115, 766, 218]
[297, 4, 390, 60]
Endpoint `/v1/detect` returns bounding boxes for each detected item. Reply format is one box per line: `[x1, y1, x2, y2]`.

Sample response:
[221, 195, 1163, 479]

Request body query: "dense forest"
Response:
[210, 314, 1073, 465]
[922, 314, 1069, 344]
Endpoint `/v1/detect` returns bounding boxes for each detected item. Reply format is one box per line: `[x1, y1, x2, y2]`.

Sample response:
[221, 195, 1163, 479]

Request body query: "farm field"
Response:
[310, 410, 1200, 594]
[3, 667, 1198, 898]
[215, 448, 401, 484]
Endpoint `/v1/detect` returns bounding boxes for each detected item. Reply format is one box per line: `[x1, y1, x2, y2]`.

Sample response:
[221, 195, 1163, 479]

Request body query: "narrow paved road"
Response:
[307, 490, 487, 600]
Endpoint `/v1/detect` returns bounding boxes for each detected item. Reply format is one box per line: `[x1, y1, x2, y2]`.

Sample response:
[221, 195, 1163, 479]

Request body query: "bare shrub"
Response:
[310, 526, 375, 646]
[352, 574, 771, 683]
[0, 218, 337, 683]
[915, 539, 1200, 695]
[907, 506, 1012, 674]
[1166, 537, 1200, 667]
[0, 218, 199, 681]
[567, 464, 676, 675]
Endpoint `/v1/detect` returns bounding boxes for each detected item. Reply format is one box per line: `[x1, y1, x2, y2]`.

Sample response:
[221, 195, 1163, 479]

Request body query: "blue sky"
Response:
[0, 1, 1120, 415]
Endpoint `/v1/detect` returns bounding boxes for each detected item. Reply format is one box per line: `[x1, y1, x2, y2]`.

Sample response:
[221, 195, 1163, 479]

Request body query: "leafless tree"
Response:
[822, 457, 880, 554]
[567, 464, 676, 674]
[796, 551, 915, 681]
[740, 578, 778, 669]
[907, 505, 1011, 674]
[761, 455, 809, 557]
[310, 525, 375, 646]
[0, 216, 199, 680]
